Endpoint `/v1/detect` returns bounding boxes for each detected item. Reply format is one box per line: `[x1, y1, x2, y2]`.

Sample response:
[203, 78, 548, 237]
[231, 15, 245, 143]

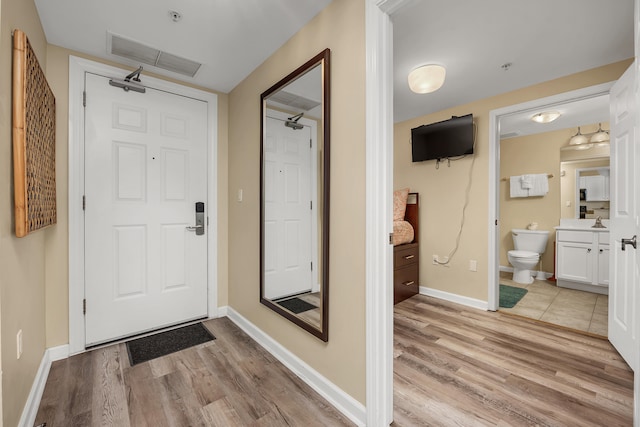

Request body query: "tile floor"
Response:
[498, 272, 608, 336]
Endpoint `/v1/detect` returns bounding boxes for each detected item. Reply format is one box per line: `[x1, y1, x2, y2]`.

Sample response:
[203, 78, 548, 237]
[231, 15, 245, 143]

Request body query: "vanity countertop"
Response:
[555, 219, 610, 232]
[554, 226, 609, 232]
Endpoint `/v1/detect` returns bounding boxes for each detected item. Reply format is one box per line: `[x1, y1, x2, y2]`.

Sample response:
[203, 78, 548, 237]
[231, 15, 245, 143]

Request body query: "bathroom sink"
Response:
[554, 225, 609, 232]
[555, 219, 609, 231]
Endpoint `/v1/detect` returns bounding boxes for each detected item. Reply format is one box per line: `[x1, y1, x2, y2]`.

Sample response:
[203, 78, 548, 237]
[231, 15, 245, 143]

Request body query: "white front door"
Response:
[608, 62, 638, 370]
[263, 114, 313, 299]
[84, 73, 208, 346]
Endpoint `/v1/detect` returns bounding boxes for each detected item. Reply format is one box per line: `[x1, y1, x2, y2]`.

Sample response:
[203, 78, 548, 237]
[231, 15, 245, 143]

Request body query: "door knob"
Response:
[621, 235, 637, 251]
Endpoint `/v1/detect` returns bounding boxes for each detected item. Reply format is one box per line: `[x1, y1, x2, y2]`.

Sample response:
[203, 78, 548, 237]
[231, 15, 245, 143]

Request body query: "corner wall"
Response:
[228, 0, 367, 404]
[0, 0, 47, 425]
[394, 60, 631, 302]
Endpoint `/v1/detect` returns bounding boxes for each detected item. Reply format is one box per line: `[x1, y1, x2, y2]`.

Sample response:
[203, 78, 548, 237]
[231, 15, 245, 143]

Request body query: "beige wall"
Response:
[0, 0, 48, 424]
[498, 125, 606, 271]
[42, 46, 230, 348]
[228, 0, 366, 404]
[394, 60, 631, 301]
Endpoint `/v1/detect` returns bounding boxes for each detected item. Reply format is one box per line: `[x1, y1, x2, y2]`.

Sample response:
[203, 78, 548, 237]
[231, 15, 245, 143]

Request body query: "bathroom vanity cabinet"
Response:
[555, 229, 609, 294]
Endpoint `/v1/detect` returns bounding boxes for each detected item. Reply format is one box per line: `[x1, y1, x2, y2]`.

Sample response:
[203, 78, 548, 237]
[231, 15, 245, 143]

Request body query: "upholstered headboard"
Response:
[405, 192, 419, 243]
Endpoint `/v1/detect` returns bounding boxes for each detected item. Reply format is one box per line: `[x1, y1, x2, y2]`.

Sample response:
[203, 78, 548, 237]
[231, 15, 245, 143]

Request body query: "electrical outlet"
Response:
[469, 259, 477, 272]
[16, 330, 23, 359]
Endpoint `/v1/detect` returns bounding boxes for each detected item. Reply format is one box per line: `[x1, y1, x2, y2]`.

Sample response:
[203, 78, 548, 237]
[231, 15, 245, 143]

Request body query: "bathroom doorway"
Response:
[488, 83, 613, 336]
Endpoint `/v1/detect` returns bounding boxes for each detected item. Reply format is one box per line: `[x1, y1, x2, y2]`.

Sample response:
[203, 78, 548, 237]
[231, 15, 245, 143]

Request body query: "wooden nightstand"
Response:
[394, 242, 419, 304]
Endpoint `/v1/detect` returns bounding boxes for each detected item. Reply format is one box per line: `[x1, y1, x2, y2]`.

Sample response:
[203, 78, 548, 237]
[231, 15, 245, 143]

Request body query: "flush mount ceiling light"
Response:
[531, 111, 561, 123]
[569, 127, 589, 145]
[590, 123, 610, 143]
[408, 64, 446, 94]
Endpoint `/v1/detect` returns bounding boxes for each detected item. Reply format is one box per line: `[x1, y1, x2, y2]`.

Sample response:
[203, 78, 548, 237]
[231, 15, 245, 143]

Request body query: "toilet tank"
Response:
[512, 229, 549, 254]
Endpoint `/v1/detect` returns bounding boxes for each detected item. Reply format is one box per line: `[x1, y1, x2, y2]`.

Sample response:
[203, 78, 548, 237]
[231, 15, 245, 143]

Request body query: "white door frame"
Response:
[68, 56, 219, 355]
[487, 82, 614, 310]
[366, 0, 394, 425]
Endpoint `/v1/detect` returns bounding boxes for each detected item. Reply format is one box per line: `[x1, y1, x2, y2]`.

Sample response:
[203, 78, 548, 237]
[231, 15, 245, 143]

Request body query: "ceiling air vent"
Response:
[268, 90, 321, 112]
[500, 131, 521, 139]
[108, 32, 201, 78]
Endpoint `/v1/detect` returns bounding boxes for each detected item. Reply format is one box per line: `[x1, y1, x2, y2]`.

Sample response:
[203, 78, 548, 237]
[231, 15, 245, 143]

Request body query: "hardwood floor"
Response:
[34, 317, 353, 426]
[393, 294, 634, 426]
[35, 297, 634, 426]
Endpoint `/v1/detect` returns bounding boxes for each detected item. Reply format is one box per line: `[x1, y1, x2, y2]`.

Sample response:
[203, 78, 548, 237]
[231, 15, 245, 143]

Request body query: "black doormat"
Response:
[126, 323, 215, 366]
[277, 297, 317, 314]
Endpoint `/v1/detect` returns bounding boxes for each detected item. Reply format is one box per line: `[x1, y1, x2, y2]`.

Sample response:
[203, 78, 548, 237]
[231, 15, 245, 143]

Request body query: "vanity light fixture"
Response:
[531, 111, 561, 123]
[569, 127, 589, 145]
[408, 64, 446, 94]
[589, 123, 610, 143]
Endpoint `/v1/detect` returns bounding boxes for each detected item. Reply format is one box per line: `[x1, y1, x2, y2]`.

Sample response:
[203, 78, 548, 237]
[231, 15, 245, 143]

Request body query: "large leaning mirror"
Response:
[260, 49, 330, 341]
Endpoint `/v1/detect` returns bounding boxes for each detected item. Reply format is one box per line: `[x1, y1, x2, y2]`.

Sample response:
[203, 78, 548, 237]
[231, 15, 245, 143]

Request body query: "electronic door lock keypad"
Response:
[186, 202, 205, 235]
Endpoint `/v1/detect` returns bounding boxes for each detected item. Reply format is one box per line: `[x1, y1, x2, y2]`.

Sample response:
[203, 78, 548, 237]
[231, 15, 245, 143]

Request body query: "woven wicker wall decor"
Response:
[12, 29, 57, 237]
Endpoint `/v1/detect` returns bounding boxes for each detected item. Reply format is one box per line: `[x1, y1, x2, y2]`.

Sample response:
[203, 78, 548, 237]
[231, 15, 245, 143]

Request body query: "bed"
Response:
[393, 190, 419, 304]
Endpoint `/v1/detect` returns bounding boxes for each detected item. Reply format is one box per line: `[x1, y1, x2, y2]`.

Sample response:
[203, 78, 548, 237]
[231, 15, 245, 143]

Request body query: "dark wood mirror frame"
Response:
[259, 49, 330, 341]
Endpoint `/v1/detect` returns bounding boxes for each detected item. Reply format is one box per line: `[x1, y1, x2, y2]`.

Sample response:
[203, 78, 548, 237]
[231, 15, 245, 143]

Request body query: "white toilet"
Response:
[507, 229, 549, 284]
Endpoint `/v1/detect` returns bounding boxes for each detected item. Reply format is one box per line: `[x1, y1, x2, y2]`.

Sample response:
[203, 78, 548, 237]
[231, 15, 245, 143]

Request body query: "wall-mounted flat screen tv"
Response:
[411, 114, 474, 162]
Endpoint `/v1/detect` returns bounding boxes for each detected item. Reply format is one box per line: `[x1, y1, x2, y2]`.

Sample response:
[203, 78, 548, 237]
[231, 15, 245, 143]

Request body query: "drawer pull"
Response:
[402, 281, 415, 286]
[403, 255, 415, 260]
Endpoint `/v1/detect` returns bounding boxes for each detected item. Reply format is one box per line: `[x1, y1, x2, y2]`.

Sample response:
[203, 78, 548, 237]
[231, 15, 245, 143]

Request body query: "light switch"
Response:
[566, 200, 571, 207]
[237, 189, 243, 202]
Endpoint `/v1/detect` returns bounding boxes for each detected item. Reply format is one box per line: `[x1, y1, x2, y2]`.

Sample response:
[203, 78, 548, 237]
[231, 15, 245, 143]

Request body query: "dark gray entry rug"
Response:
[126, 322, 215, 366]
[276, 297, 317, 314]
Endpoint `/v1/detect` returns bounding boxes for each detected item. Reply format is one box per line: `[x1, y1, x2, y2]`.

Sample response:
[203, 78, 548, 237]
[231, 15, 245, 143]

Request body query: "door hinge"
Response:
[83, 91, 86, 107]
[310, 139, 312, 149]
[82, 195, 86, 211]
[389, 233, 394, 245]
[83, 299, 86, 315]
[310, 201, 312, 210]
[495, 219, 498, 226]
[311, 261, 313, 271]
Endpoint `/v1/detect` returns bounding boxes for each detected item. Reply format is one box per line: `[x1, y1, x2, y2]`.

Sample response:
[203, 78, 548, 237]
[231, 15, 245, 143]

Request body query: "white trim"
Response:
[226, 308, 366, 426]
[487, 82, 614, 312]
[365, 0, 394, 425]
[376, 0, 418, 15]
[18, 345, 69, 427]
[419, 287, 489, 311]
[68, 56, 218, 354]
[215, 305, 229, 318]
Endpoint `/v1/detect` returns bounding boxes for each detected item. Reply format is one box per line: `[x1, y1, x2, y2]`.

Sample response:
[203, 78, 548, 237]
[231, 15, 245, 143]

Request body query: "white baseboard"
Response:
[214, 305, 228, 318]
[225, 307, 366, 426]
[419, 286, 489, 310]
[19, 344, 70, 427]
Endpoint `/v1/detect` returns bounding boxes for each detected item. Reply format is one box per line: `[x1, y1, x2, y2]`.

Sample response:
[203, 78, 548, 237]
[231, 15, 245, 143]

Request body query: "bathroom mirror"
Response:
[560, 157, 610, 220]
[260, 49, 330, 341]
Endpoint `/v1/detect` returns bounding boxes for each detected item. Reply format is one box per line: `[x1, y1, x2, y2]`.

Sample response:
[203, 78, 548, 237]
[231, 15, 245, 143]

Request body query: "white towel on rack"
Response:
[510, 176, 529, 198]
[528, 174, 549, 196]
[520, 175, 533, 189]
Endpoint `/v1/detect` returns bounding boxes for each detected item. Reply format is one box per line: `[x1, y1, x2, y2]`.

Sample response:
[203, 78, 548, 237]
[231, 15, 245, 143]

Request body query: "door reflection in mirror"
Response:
[260, 49, 330, 341]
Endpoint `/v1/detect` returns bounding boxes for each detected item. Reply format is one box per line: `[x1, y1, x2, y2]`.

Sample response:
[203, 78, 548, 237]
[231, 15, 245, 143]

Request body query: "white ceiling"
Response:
[35, 0, 634, 136]
[392, 0, 634, 130]
[34, 0, 332, 93]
